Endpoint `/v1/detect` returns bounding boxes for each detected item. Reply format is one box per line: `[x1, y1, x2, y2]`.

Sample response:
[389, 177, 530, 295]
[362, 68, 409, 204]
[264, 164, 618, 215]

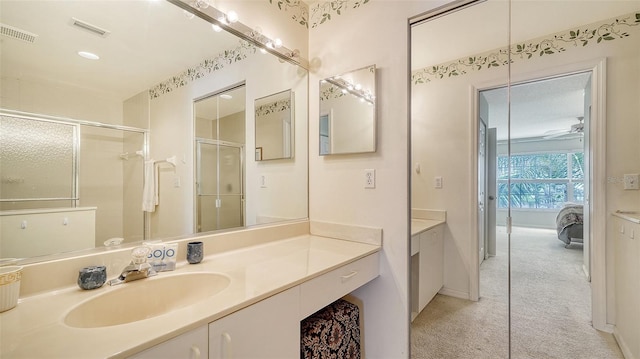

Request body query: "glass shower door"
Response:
[196, 140, 244, 232]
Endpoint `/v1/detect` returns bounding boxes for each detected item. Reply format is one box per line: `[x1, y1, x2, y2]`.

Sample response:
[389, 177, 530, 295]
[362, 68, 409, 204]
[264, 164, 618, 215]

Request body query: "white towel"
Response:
[142, 159, 158, 212]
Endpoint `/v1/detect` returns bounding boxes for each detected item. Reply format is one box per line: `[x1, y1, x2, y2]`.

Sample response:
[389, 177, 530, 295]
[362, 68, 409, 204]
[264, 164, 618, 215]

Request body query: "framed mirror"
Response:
[319, 65, 376, 155]
[0, 0, 308, 263]
[254, 89, 294, 161]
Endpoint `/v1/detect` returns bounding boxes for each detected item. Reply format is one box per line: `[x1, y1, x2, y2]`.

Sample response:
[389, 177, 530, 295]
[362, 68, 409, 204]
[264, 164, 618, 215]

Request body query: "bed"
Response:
[556, 204, 584, 247]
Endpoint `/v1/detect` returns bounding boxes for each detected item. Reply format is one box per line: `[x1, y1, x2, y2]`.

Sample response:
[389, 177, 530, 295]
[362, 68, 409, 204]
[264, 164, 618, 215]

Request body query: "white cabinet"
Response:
[613, 216, 640, 359]
[209, 287, 300, 359]
[411, 224, 444, 319]
[128, 325, 208, 359]
[300, 253, 379, 319]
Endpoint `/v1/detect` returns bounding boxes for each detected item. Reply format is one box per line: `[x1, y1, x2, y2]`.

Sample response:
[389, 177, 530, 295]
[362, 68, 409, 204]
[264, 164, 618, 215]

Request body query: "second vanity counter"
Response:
[1, 235, 380, 358]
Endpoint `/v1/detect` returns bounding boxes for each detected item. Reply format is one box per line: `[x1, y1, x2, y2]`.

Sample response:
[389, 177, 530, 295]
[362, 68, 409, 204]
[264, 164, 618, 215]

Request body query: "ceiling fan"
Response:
[543, 117, 584, 139]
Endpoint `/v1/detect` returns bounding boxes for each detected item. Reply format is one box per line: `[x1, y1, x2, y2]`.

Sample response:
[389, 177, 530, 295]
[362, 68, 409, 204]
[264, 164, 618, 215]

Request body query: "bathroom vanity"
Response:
[0, 222, 380, 358]
[410, 211, 446, 321]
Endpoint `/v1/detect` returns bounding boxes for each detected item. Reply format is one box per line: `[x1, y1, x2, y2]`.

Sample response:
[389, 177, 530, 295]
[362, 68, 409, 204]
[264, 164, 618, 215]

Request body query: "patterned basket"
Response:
[301, 299, 361, 359]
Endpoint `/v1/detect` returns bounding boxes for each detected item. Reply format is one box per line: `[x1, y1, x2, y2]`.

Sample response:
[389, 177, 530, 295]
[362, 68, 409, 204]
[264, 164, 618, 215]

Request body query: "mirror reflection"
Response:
[254, 89, 294, 161]
[319, 65, 376, 155]
[195, 85, 246, 233]
[0, 0, 308, 263]
[411, 0, 638, 357]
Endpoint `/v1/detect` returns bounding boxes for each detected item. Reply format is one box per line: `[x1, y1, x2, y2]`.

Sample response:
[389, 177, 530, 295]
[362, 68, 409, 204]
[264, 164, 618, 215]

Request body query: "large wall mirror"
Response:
[410, 0, 639, 357]
[319, 65, 376, 155]
[0, 0, 308, 263]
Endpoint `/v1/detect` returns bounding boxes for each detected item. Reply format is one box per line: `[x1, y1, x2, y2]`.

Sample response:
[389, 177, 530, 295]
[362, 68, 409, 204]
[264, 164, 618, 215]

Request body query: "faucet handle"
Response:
[131, 246, 151, 265]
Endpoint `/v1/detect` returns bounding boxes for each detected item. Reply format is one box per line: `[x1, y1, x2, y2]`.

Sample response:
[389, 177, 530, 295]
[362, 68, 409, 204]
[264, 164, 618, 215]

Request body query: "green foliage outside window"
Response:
[497, 152, 584, 209]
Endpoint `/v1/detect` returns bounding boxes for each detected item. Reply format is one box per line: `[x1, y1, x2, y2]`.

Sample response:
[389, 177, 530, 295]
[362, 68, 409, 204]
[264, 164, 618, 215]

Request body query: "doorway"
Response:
[476, 71, 598, 348]
[194, 85, 246, 233]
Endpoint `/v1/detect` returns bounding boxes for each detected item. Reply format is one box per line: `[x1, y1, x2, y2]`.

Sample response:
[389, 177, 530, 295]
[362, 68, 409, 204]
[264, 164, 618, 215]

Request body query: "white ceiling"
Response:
[481, 72, 591, 140]
[0, 0, 240, 101]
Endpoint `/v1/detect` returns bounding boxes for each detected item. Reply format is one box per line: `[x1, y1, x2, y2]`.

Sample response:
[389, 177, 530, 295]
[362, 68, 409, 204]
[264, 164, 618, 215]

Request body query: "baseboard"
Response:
[582, 264, 591, 282]
[613, 327, 636, 359]
[438, 287, 470, 300]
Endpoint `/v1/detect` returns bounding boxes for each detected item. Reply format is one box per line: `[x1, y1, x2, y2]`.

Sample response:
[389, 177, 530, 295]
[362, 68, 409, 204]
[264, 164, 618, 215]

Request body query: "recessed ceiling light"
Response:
[78, 51, 99, 60]
[220, 94, 233, 100]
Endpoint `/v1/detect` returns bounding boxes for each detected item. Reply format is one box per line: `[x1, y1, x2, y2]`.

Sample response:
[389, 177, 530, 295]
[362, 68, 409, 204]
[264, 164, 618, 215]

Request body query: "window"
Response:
[497, 152, 583, 209]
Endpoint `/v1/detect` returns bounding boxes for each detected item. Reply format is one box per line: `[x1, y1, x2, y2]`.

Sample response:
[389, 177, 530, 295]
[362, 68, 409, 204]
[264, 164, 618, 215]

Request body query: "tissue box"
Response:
[146, 243, 178, 272]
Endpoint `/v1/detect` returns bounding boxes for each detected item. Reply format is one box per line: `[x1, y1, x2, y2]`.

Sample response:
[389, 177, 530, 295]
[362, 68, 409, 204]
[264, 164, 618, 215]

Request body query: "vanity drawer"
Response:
[299, 252, 379, 319]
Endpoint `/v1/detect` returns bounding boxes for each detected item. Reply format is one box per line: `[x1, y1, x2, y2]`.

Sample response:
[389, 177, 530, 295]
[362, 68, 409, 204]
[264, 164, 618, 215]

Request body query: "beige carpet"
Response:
[411, 226, 623, 359]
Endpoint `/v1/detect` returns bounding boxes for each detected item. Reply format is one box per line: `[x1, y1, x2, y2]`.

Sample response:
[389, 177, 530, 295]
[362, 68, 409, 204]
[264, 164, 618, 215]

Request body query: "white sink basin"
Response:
[64, 272, 230, 328]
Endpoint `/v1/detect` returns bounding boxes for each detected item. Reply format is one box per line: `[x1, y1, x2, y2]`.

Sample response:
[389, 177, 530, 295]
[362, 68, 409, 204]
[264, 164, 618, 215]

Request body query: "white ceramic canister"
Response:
[0, 266, 23, 312]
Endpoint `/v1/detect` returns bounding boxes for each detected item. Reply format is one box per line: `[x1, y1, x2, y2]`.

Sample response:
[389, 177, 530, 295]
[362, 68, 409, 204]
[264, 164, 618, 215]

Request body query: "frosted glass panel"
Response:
[0, 116, 75, 201]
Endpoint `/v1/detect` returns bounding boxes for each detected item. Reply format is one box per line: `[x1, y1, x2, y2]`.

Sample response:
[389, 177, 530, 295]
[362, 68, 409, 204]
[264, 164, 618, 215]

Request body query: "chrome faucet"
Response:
[109, 246, 157, 286]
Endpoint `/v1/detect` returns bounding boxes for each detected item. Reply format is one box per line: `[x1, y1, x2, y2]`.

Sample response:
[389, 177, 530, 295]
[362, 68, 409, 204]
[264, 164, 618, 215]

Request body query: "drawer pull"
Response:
[340, 271, 358, 282]
[221, 332, 232, 359]
[190, 346, 201, 359]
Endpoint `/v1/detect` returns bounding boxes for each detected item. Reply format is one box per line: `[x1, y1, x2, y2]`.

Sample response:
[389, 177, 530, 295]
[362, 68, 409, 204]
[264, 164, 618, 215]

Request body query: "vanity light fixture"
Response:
[226, 11, 239, 23]
[194, 0, 209, 9]
[183, 10, 195, 19]
[219, 94, 233, 100]
[169, 0, 308, 68]
[78, 51, 99, 60]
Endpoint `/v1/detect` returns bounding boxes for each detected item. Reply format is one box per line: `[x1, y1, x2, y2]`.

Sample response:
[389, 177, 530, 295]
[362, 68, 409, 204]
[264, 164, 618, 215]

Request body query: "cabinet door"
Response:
[209, 287, 300, 359]
[128, 325, 208, 359]
[418, 225, 444, 312]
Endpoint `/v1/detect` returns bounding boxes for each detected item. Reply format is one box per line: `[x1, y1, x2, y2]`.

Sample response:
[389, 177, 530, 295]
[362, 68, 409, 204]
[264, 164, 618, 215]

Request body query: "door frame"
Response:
[468, 58, 610, 332]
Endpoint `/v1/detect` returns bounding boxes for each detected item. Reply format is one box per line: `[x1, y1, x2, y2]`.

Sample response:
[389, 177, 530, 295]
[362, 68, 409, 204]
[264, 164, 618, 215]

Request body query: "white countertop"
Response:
[411, 219, 445, 236]
[612, 211, 640, 224]
[0, 235, 380, 359]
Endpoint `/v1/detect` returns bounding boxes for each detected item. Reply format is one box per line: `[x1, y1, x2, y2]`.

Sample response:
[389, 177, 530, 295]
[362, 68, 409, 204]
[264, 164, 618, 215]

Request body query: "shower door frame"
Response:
[195, 138, 245, 233]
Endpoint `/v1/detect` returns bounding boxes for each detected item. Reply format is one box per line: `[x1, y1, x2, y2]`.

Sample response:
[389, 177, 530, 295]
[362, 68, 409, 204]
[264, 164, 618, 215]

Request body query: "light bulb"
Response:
[266, 41, 274, 49]
[217, 16, 228, 25]
[274, 38, 283, 48]
[226, 10, 238, 23]
[260, 48, 267, 54]
[355, 84, 362, 90]
[347, 85, 354, 91]
[195, 0, 209, 9]
[341, 89, 348, 94]
[212, 24, 222, 32]
[183, 10, 195, 19]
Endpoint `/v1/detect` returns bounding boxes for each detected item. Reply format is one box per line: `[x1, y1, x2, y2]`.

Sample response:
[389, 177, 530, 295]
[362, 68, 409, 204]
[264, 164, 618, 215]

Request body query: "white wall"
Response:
[309, 1, 450, 357]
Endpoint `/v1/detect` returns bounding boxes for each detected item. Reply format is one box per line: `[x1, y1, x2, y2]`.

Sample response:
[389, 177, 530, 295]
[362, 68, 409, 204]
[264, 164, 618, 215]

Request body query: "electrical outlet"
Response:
[365, 169, 375, 189]
[434, 176, 443, 189]
[623, 174, 639, 190]
[260, 175, 267, 188]
[173, 176, 181, 188]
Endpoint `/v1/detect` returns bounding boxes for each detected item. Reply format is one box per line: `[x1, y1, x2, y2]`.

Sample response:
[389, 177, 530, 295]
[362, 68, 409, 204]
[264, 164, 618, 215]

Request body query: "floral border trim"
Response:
[255, 99, 291, 116]
[149, 40, 257, 100]
[412, 12, 640, 85]
[320, 83, 347, 101]
[269, 0, 370, 29]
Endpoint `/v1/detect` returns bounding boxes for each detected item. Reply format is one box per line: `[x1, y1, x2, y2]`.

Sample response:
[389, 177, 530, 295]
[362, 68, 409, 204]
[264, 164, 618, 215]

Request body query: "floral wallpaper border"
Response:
[269, 0, 370, 29]
[412, 12, 640, 85]
[320, 83, 347, 101]
[149, 40, 256, 100]
[255, 99, 291, 116]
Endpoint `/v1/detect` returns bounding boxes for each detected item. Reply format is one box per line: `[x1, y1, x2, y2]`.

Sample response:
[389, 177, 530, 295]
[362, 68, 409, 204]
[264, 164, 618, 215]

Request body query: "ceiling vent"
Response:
[0, 23, 38, 43]
[70, 17, 110, 37]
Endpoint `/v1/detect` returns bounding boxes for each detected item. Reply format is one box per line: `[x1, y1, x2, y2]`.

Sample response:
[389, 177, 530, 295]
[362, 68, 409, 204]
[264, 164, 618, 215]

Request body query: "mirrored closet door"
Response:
[410, 1, 639, 358]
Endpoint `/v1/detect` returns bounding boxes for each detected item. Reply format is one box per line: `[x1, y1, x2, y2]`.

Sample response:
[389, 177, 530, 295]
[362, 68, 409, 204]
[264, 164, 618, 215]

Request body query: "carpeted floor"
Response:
[411, 226, 623, 359]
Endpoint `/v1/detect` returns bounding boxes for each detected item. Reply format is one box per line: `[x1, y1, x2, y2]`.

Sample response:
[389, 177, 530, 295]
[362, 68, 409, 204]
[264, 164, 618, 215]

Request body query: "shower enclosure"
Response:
[0, 111, 148, 255]
[194, 85, 246, 233]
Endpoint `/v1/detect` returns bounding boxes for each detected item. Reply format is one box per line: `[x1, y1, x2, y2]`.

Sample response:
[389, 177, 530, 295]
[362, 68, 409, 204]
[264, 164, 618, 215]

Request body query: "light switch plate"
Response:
[623, 174, 639, 190]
